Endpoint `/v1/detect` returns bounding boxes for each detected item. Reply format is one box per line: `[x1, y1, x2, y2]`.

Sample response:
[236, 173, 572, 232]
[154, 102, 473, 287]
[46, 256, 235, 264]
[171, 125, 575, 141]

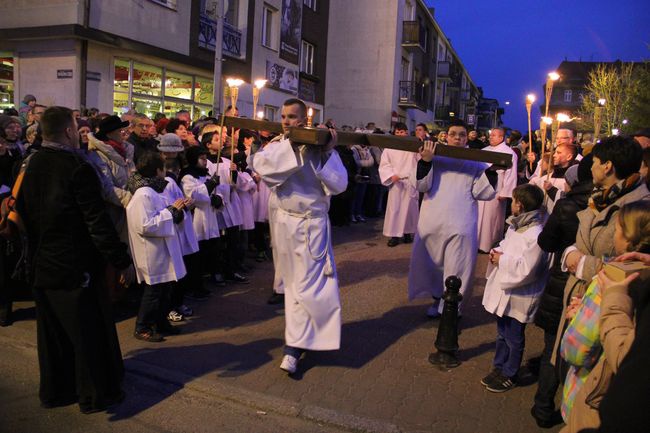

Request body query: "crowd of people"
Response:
[0, 93, 649, 432]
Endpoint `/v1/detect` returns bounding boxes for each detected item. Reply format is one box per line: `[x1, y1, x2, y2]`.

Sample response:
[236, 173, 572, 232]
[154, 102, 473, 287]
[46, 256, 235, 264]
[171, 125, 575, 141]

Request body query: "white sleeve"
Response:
[251, 138, 301, 187]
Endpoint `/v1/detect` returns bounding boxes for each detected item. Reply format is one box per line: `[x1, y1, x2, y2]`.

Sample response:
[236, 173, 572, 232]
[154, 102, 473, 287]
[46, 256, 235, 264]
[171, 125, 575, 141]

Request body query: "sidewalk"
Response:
[1, 218, 562, 433]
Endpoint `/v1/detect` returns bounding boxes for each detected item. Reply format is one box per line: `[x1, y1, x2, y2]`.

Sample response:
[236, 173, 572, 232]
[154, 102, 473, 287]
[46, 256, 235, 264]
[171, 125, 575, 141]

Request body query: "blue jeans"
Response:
[493, 315, 526, 378]
[351, 182, 367, 217]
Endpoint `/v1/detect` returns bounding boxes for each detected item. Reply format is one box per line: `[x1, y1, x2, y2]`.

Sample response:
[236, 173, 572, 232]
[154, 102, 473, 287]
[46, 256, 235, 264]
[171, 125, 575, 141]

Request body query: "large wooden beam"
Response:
[218, 116, 512, 168]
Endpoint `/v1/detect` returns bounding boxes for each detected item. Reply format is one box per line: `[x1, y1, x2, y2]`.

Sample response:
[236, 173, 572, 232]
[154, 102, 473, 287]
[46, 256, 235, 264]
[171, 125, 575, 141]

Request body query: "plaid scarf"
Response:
[127, 172, 168, 194]
[589, 173, 641, 212]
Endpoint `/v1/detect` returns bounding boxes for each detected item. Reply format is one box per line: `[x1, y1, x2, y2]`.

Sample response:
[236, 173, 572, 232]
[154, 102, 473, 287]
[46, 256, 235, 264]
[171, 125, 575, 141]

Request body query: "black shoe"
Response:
[0, 308, 12, 327]
[402, 233, 413, 243]
[213, 273, 226, 286]
[267, 291, 284, 305]
[530, 407, 563, 429]
[255, 252, 266, 262]
[486, 373, 516, 393]
[225, 272, 250, 284]
[387, 237, 400, 247]
[134, 329, 165, 342]
[480, 368, 502, 386]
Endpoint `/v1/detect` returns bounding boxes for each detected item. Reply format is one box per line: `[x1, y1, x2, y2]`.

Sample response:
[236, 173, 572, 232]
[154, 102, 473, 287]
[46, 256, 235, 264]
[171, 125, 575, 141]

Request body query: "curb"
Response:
[125, 358, 403, 433]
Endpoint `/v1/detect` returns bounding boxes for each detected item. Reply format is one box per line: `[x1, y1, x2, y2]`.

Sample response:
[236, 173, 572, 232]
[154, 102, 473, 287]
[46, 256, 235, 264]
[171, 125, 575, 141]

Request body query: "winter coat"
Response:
[535, 180, 593, 333]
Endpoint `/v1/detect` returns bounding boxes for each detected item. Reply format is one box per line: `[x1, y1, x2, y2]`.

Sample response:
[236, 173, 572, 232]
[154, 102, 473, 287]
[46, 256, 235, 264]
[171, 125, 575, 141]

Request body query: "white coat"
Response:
[477, 142, 518, 251]
[482, 221, 550, 323]
[161, 177, 199, 256]
[180, 174, 221, 241]
[379, 148, 419, 237]
[408, 155, 496, 313]
[126, 186, 187, 285]
[251, 137, 347, 350]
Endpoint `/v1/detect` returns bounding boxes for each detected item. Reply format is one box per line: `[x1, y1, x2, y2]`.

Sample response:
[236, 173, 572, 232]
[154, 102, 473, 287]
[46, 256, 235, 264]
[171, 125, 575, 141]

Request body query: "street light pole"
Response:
[212, 0, 225, 116]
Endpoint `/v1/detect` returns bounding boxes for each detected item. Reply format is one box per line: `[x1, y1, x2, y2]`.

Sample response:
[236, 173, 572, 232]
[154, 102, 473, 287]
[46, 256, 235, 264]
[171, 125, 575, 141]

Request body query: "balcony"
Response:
[198, 17, 243, 59]
[401, 21, 426, 52]
[398, 80, 427, 110]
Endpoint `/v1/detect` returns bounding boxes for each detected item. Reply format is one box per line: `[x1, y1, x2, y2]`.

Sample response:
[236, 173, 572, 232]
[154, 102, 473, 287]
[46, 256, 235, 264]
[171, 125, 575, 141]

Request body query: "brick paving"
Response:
[5, 218, 563, 433]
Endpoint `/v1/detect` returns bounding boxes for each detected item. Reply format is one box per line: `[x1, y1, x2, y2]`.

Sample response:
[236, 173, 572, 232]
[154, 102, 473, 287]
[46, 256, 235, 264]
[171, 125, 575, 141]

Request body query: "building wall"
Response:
[89, 0, 192, 56]
[0, 0, 83, 28]
[325, 0, 399, 129]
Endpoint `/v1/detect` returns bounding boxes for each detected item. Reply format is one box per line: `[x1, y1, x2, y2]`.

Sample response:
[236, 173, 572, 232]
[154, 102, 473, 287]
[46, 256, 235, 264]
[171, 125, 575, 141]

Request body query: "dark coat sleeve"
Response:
[538, 200, 578, 253]
[71, 162, 132, 269]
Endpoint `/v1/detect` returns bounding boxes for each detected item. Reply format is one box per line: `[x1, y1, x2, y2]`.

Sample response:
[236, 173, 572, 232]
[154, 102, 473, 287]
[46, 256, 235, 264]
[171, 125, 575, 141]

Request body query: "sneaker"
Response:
[426, 303, 441, 319]
[480, 368, 502, 386]
[350, 215, 358, 223]
[387, 237, 400, 247]
[486, 373, 516, 393]
[226, 272, 250, 284]
[213, 273, 226, 287]
[280, 354, 298, 374]
[167, 310, 184, 322]
[134, 329, 165, 343]
[356, 215, 366, 222]
[530, 406, 563, 429]
[178, 305, 193, 317]
[267, 291, 285, 305]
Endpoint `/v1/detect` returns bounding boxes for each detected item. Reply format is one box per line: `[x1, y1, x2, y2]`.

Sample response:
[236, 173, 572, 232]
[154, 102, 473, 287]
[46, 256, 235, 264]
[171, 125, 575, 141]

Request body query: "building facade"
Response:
[324, 0, 479, 132]
[0, 0, 329, 122]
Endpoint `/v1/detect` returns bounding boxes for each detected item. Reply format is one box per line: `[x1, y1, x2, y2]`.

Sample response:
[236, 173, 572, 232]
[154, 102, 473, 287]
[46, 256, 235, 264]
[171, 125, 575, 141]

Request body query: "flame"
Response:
[307, 107, 313, 117]
[226, 78, 244, 87]
[526, 94, 536, 103]
[548, 72, 560, 81]
[254, 79, 267, 89]
[542, 116, 553, 125]
[257, 111, 264, 119]
[556, 113, 572, 123]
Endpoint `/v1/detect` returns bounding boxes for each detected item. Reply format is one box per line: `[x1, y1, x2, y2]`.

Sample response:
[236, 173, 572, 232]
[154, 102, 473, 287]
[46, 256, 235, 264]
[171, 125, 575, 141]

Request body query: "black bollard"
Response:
[428, 276, 462, 369]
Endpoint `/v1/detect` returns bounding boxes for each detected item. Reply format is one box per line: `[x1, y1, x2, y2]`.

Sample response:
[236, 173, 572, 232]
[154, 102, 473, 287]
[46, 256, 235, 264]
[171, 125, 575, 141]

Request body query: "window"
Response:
[0, 55, 14, 111]
[263, 104, 278, 122]
[303, 0, 316, 11]
[225, 0, 239, 26]
[564, 90, 572, 102]
[112, 58, 213, 120]
[401, 57, 410, 81]
[262, 5, 277, 49]
[300, 40, 315, 75]
[148, 0, 177, 10]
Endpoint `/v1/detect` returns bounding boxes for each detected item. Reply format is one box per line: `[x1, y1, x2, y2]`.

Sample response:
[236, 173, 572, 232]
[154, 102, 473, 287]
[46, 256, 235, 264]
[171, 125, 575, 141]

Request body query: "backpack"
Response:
[0, 156, 31, 281]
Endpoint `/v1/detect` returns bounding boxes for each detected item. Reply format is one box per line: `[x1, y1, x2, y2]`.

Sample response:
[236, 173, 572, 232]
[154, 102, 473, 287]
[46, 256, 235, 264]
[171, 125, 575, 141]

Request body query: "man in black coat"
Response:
[530, 154, 593, 428]
[16, 106, 134, 414]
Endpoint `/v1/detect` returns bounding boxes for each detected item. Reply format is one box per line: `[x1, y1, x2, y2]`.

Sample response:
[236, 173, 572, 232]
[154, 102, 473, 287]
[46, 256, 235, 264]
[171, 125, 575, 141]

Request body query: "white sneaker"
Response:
[167, 310, 184, 322]
[280, 355, 298, 374]
[426, 303, 441, 319]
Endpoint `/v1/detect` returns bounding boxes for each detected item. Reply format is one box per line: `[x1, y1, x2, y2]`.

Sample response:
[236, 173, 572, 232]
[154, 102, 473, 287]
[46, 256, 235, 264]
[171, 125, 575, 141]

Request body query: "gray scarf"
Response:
[506, 209, 543, 232]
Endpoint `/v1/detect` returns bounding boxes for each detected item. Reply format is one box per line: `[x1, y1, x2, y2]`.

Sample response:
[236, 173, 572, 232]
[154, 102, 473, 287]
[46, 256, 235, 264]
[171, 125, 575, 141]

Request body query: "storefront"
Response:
[0, 54, 14, 112]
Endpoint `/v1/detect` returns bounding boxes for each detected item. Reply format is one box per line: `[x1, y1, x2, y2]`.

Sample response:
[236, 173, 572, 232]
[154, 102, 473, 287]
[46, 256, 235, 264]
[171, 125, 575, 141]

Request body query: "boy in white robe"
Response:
[481, 184, 549, 392]
[408, 119, 497, 318]
[379, 123, 419, 247]
[477, 127, 518, 252]
[126, 152, 188, 342]
[251, 98, 347, 375]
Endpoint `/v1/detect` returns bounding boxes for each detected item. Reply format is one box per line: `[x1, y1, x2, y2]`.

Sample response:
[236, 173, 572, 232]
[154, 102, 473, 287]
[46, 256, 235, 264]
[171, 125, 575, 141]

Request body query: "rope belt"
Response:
[278, 207, 334, 276]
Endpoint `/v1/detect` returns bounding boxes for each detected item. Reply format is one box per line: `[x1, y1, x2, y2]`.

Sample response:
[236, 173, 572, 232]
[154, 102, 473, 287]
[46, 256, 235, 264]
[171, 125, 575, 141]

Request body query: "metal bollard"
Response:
[428, 276, 462, 369]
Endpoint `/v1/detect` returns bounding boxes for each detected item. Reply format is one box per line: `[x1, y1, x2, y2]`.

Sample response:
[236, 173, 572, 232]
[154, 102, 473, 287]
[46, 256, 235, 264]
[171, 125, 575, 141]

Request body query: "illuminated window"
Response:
[300, 40, 314, 75]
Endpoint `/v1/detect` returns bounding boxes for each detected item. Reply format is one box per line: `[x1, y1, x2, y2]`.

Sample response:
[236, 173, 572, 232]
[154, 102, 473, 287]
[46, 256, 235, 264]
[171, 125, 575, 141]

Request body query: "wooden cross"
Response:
[217, 116, 513, 169]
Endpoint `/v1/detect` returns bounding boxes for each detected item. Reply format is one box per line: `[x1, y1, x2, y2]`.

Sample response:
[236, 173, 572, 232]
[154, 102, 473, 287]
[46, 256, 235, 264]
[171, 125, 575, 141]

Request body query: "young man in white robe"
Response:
[477, 127, 518, 252]
[379, 123, 420, 247]
[251, 98, 347, 375]
[408, 119, 497, 318]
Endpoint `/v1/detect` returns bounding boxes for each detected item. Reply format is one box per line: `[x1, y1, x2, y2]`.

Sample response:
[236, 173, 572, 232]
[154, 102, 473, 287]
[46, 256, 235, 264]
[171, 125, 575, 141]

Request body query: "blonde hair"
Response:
[618, 201, 650, 253]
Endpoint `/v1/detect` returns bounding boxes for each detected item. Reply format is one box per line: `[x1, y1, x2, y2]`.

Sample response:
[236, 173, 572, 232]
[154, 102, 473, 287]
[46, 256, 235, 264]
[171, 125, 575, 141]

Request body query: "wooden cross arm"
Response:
[218, 116, 512, 169]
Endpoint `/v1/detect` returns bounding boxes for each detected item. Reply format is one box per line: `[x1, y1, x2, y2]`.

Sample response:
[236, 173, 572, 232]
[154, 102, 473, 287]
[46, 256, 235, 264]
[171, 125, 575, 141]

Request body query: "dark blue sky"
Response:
[426, 0, 650, 131]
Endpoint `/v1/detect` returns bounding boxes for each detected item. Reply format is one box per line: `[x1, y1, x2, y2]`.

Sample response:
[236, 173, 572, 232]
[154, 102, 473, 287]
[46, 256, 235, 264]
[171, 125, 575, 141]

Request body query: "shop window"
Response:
[165, 70, 193, 100]
[0, 56, 14, 111]
[133, 62, 162, 97]
[194, 76, 214, 105]
[132, 97, 163, 119]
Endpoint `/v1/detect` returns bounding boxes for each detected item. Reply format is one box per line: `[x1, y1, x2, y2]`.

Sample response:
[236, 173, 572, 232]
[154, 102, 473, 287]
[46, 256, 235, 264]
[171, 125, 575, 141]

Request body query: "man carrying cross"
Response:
[408, 118, 498, 318]
[250, 98, 347, 375]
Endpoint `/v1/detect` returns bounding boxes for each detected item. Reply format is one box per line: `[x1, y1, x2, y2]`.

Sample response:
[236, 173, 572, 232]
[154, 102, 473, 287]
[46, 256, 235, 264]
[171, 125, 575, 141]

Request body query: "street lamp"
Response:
[594, 98, 605, 142]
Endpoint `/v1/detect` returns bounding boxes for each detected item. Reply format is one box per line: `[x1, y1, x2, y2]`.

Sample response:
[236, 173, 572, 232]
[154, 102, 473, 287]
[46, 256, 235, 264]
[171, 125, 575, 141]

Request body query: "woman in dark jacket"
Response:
[531, 154, 593, 428]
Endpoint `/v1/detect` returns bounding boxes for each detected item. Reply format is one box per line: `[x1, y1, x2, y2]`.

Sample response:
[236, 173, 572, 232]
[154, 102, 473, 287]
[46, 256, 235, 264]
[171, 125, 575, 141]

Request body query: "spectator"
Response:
[0, 115, 25, 156]
[127, 113, 158, 163]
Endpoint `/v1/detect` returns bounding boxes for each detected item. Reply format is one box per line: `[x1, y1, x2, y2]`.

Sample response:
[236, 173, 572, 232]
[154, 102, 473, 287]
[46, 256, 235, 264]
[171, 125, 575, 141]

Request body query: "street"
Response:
[0, 219, 561, 433]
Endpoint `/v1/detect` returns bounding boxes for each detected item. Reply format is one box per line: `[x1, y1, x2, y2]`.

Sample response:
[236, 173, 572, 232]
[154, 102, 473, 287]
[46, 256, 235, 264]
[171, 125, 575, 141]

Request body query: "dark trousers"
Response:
[222, 226, 243, 276]
[284, 345, 305, 358]
[533, 329, 561, 418]
[493, 315, 526, 378]
[136, 282, 172, 332]
[253, 222, 270, 253]
[351, 182, 367, 217]
[174, 252, 204, 302]
[33, 281, 124, 411]
[199, 238, 220, 275]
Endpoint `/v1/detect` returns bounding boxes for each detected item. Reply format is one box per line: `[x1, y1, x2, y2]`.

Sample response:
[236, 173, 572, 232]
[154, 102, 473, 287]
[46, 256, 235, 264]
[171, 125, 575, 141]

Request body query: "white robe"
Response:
[236, 171, 256, 230]
[482, 222, 550, 323]
[379, 148, 419, 237]
[529, 173, 566, 214]
[180, 174, 221, 241]
[161, 177, 199, 256]
[407, 155, 496, 313]
[207, 158, 243, 228]
[477, 142, 518, 252]
[126, 186, 187, 285]
[251, 138, 347, 350]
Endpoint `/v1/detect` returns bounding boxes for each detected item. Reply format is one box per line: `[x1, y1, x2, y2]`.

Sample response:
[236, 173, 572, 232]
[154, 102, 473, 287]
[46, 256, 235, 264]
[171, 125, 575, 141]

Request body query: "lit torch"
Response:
[307, 107, 314, 127]
[252, 79, 267, 121]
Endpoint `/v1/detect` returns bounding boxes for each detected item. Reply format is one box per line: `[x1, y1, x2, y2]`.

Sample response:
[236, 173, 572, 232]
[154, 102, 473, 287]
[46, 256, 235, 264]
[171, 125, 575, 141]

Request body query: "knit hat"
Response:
[0, 115, 21, 130]
[22, 94, 36, 104]
[157, 133, 184, 153]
